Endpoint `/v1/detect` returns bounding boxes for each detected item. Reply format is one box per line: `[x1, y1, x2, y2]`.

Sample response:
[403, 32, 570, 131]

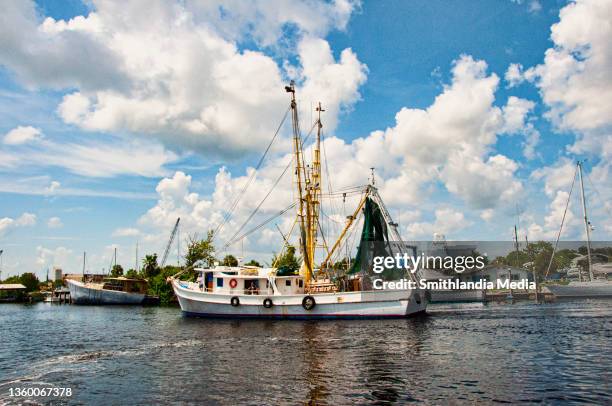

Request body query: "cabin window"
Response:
[285, 280, 291, 286]
[298, 280, 303, 288]
[217, 278, 223, 287]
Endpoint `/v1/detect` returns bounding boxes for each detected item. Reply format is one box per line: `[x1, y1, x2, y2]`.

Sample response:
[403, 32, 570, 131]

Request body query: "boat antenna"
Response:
[370, 167, 376, 186]
[577, 161, 594, 281]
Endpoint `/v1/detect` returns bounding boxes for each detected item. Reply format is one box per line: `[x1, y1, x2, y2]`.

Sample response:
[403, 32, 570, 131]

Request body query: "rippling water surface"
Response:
[0, 300, 610, 405]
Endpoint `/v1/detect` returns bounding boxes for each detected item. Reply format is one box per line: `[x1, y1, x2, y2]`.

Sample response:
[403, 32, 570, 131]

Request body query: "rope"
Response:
[221, 121, 318, 249]
[585, 169, 612, 218]
[213, 107, 290, 239]
[545, 165, 578, 278]
[224, 202, 297, 248]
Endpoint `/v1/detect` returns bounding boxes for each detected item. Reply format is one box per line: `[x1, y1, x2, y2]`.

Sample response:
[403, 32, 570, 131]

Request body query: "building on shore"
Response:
[0, 283, 27, 302]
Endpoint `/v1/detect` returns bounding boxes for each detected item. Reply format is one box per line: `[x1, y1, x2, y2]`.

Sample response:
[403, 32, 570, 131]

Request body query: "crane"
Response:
[160, 218, 180, 268]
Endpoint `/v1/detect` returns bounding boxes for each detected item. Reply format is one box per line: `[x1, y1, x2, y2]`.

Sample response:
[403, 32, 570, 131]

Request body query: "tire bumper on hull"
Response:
[173, 282, 428, 319]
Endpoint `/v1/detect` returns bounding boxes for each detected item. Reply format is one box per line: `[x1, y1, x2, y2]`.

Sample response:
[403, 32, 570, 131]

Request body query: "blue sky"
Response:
[1, 0, 610, 279]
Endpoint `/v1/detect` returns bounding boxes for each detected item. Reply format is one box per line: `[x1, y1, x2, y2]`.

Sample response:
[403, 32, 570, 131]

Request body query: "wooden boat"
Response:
[67, 276, 148, 305]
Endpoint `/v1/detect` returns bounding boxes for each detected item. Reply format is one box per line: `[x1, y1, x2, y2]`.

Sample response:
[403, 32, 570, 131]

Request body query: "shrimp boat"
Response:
[171, 83, 428, 319]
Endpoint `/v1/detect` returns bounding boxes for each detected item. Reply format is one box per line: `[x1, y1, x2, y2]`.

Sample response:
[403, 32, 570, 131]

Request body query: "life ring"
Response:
[263, 298, 273, 308]
[230, 296, 240, 307]
[302, 295, 316, 311]
[229, 278, 238, 289]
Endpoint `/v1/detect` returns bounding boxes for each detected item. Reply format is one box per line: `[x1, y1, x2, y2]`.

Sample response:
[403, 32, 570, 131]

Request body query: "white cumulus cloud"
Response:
[3, 126, 43, 145]
[47, 217, 63, 228]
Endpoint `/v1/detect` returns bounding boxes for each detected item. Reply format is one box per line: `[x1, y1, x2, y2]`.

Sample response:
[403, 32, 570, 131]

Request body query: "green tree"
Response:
[244, 259, 261, 267]
[222, 254, 238, 267]
[184, 231, 215, 268]
[3, 275, 20, 284]
[147, 265, 183, 305]
[271, 245, 301, 273]
[19, 272, 40, 292]
[110, 264, 124, 277]
[142, 254, 160, 278]
[125, 268, 139, 278]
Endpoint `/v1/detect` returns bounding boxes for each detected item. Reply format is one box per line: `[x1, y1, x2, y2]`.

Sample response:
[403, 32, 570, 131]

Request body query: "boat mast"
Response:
[577, 161, 594, 281]
[285, 82, 312, 282]
[307, 102, 324, 279]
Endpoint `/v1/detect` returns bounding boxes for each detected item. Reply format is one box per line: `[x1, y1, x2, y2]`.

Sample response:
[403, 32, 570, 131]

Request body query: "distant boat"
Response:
[43, 292, 60, 303]
[66, 277, 148, 305]
[544, 281, 612, 299]
[544, 161, 612, 299]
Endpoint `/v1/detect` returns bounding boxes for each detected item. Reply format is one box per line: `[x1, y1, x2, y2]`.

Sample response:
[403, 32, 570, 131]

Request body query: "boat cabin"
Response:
[102, 277, 148, 294]
[197, 266, 305, 295]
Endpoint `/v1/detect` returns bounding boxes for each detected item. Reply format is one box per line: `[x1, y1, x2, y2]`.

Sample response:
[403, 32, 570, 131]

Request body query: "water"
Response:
[0, 301, 610, 405]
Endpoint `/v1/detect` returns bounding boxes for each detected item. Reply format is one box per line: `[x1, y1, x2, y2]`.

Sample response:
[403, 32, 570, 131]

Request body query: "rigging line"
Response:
[319, 207, 344, 224]
[320, 130, 342, 239]
[584, 169, 612, 218]
[545, 165, 578, 278]
[213, 106, 291, 239]
[223, 158, 294, 248]
[224, 120, 319, 246]
[224, 202, 297, 248]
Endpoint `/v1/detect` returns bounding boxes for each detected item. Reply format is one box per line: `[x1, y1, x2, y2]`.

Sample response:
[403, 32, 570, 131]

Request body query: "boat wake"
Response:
[0, 338, 207, 397]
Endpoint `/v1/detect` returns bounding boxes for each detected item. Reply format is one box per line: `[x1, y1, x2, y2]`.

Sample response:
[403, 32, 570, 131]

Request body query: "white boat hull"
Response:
[172, 280, 427, 319]
[66, 279, 146, 305]
[544, 280, 612, 299]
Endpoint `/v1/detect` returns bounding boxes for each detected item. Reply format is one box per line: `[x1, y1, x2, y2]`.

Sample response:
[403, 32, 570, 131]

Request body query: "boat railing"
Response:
[192, 284, 275, 296]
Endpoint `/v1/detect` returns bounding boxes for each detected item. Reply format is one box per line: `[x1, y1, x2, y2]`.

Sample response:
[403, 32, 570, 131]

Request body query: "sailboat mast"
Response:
[577, 161, 594, 281]
[285, 82, 313, 282]
[306, 102, 324, 279]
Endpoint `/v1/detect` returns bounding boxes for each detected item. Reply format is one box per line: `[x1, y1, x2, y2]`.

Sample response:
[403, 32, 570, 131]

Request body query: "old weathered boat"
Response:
[171, 83, 428, 318]
[67, 276, 148, 305]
